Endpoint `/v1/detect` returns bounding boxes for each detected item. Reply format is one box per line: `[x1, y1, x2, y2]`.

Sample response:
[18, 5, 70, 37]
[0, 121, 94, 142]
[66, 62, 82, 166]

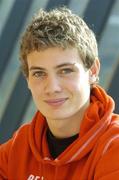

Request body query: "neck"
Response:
[46, 102, 89, 138]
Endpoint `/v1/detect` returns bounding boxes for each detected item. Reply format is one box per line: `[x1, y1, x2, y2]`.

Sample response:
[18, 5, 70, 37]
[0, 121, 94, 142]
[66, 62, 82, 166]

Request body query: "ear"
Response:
[89, 58, 100, 84]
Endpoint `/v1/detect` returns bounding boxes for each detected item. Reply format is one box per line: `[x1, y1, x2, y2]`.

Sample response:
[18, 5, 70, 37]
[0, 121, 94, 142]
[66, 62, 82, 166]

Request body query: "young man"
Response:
[0, 7, 119, 180]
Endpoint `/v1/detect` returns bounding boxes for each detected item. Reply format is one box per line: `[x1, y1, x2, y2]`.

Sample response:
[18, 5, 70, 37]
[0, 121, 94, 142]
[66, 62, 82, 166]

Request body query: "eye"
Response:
[32, 71, 47, 78]
[58, 68, 74, 75]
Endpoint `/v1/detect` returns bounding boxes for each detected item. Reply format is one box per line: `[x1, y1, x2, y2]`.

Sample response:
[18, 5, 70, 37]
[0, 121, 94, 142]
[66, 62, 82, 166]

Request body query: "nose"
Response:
[44, 74, 62, 95]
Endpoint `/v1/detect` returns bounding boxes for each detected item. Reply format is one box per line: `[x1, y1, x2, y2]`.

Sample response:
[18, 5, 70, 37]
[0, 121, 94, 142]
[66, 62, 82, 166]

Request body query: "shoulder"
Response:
[99, 114, 119, 151]
[0, 122, 31, 178]
[94, 115, 119, 179]
[0, 122, 30, 153]
[96, 114, 119, 157]
[0, 111, 43, 154]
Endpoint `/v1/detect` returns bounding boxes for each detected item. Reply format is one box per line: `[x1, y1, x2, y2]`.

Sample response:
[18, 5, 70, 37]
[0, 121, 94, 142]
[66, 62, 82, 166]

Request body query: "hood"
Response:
[28, 85, 115, 165]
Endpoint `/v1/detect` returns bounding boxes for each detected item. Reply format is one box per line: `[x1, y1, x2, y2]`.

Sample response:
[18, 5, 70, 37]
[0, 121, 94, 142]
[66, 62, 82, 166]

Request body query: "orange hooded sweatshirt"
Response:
[0, 85, 119, 180]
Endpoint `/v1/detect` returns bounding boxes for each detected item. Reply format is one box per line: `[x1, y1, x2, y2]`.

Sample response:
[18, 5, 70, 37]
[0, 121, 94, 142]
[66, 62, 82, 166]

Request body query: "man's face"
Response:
[27, 47, 91, 121]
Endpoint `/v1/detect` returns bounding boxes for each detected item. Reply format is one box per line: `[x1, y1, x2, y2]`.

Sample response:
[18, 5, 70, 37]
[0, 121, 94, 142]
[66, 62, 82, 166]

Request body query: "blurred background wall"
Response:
[0, 0, 119, 143]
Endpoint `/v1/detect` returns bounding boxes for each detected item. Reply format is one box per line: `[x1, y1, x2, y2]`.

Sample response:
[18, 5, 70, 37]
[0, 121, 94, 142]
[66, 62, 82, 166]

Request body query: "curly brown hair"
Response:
[20, 7, 98, 77]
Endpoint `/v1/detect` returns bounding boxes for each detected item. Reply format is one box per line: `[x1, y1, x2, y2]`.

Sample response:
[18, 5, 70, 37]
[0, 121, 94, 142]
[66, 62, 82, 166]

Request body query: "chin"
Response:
[44, 111, 75, 120]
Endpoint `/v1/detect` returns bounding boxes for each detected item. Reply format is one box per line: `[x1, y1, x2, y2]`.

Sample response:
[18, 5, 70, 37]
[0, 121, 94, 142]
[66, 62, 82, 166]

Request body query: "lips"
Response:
[44, 98, 68, 107]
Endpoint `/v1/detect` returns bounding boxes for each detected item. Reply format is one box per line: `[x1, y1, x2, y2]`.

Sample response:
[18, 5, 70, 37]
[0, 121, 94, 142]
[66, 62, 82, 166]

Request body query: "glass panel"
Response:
[99, 0, 119, 89]
[69, 0, 89, 16]
[0, 0, 16, 36]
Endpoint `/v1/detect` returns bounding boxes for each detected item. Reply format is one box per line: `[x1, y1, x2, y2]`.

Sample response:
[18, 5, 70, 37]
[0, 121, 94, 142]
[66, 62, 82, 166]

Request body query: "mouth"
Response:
[44, 98, 68, 107]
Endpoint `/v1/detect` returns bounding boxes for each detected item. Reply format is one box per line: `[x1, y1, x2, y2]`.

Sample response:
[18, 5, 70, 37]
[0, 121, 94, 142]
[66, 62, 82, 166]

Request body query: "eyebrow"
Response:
[29, 66, 45, 71]
[29, 63, 76, 71]
[55, 63, 75, 69]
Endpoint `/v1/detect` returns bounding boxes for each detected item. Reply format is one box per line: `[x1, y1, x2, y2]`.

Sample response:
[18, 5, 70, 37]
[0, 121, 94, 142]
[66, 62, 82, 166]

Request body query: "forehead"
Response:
[27, 47, 83, 68]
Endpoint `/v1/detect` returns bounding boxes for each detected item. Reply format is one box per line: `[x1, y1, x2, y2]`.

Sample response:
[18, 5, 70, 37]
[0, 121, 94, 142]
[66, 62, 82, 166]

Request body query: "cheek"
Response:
[28, 80, 42, 96]
[65, 79, 90, 100]
[65, 76, 89, 90]
[64, 81, 82, 95]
